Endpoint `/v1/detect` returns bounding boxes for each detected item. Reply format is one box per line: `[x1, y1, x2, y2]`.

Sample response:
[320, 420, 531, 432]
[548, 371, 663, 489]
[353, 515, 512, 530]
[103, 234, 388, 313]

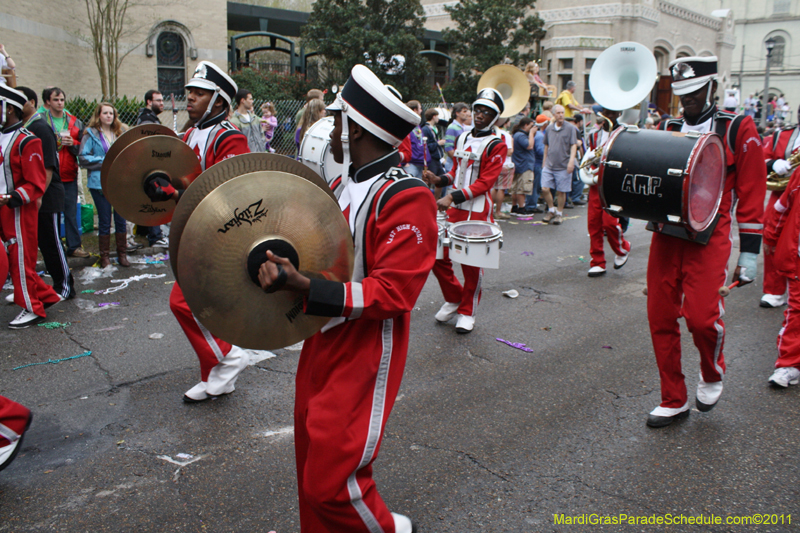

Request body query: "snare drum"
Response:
[299, 117, 342, 185]
[597, 127, 725, 233]
[436, 222, 448, 260]
[448, 220, 503, 269]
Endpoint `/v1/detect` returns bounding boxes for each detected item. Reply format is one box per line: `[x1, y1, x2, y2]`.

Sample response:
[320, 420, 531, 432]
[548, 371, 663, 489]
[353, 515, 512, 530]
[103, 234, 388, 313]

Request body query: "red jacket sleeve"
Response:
[305, 184, 438, 320]
[450, 139, 507, 205]
[732, 116, 767, 255]
[398, 135, 411, 165]
[11, 136, 47, 206]
[213, 130, 250, 163]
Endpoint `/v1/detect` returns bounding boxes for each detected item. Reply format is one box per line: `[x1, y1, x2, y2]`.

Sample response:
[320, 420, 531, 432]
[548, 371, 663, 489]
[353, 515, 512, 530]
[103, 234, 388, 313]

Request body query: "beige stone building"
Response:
[0, 0, 228, 100]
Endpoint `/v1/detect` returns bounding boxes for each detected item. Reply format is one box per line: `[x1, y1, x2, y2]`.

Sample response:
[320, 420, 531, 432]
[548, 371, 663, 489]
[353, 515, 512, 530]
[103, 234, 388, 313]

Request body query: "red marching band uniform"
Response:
[584, 127, 630, 272]
[761, 125, 800, 306]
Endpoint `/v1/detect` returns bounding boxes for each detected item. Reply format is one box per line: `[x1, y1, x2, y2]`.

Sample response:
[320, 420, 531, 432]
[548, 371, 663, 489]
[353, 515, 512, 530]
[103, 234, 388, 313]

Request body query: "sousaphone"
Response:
[477, 65, 531, 118]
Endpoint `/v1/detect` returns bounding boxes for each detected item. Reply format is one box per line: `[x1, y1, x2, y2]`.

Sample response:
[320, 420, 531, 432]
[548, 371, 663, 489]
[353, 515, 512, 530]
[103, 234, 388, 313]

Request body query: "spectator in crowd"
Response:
[524, 61, 550, 97]
[509, 101, 531, 131]
[133, 89, 168, 250]
[523, 114, 548, 214]
[555, 80, 590, 119]
[398, 100, 431, 178]
[422, 108, 445, 177]
[541, 104, 578, 225]
[723, 91, 738, 113]
[541, 100, 555, 120]
[744, 94, 757, 118]
[261, 102, 277, 153]
[17, 86, 75, 301]
[230, 89, 266, 154]
[444, 102, 471, 171]
[0, 44, 16, 87]
[645, 116, 656, 129]
[510, 117, 537, 217]
[491, 117, 515, 219]
[80, 103, 130, 268]
[43, 87, 87, 257]
[566, 114, 587, 208]
[294, 88, 324, 127]
[295, 99, 326, 158]
[0, 86, 63, 328]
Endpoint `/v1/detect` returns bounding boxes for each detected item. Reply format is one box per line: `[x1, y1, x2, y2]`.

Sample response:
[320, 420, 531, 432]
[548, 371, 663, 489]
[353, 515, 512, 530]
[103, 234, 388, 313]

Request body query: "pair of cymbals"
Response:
[176, 171, 354, 350]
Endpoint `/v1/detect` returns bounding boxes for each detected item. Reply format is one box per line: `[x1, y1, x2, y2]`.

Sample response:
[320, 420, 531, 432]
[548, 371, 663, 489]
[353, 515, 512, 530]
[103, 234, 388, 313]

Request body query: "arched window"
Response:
[157, 31, 186, 97]
[768, 35, 786, 68]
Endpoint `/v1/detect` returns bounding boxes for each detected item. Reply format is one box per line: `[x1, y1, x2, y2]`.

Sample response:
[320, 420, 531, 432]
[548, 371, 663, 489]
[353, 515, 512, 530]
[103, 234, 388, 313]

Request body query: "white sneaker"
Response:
[455, 314, 475, 334]
[392, 512, 416, 533]
[768, 367, 800, 388]
[183, 382, 209, 403]
[205, 345, 251, 396]
[435, 302, 459, 322]
[5, 293, 13, 304]
[9, 309, 45, 329]
[696, 374, 723, 412]
[760, 293, 787, 308]
[614, 250, 630, 269]
[587, 266, 606, 277]
[151, 238, 169, 248]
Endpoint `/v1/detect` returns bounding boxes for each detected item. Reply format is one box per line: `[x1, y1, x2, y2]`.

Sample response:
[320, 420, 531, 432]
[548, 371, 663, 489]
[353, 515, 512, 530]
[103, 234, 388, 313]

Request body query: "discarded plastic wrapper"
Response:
[495, 338, 534, 352]
[502, 290, 519, 298]
[149, 333, 165, 340]
[98, 302, 120, 307]
[96, 273, 167, 294]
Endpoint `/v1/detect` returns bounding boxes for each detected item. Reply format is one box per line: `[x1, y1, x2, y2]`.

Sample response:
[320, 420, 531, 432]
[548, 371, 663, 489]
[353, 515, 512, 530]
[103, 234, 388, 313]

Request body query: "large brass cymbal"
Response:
[101, 124, 177, 192]
[177, 171, 354, 350]
[105, 136, 201, 226]
[169, 152, 335, 283]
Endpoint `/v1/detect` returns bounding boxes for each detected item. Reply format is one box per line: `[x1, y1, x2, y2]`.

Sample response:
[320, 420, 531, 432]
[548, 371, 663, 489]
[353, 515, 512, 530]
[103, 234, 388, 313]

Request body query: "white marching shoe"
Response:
[768, 366, 800, 388]
[183, 382, 210, 403]
[455, 314, 475, 334]
[5, 293, 13, 304]
[435, 302, 459, 322]
[696, 374, 723, 412]
[587, 266, 606, 277]
[614, 249, 630, 269]
[760, 293, 787, 308]
[392, 512, 417, 533]
[205, 345, 250, 397]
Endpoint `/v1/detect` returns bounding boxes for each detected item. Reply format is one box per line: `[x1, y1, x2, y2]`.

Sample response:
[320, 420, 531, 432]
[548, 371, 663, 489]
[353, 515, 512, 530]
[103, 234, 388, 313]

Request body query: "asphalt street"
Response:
[1, 208, 798, 532]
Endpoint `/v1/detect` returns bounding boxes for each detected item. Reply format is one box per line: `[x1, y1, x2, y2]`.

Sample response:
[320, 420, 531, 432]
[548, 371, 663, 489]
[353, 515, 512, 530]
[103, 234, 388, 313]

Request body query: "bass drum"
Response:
[299, 117, 342, 185]
[597, 128, 725, 234]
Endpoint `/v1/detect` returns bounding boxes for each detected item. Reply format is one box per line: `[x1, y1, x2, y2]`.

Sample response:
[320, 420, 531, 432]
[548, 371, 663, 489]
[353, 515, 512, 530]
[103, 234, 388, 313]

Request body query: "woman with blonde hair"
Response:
[79, 102, 130, 268]
[295, 98, 326, 158]
[524, 61, 550, 97]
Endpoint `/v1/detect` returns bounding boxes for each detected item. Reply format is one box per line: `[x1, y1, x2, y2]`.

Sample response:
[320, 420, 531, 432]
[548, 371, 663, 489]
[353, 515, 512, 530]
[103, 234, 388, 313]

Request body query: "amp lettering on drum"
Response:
[621, 174, 662, 197]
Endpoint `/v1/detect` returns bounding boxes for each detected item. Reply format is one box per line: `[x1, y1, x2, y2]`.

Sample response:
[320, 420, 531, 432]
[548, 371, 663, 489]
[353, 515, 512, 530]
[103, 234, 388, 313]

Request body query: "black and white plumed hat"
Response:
[0, 85, 27, 110]
[669, 56, 718, 96]
[185, 61, 238, 106]
[326, 64, 419, 147]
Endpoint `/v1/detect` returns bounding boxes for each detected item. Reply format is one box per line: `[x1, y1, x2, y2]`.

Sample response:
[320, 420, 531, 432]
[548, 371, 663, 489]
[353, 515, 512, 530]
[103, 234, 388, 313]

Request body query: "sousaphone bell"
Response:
[477, 65, 531, 118]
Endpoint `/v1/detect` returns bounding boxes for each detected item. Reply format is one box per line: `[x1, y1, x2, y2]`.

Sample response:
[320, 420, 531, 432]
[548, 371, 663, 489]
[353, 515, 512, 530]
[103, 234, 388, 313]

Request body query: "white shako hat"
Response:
[326, 64, 419, 147]
[0, 85, 27, 110]
[669, 56, 717, 96]
[473, 88, 505, 116]
[185, 61, 238, 105]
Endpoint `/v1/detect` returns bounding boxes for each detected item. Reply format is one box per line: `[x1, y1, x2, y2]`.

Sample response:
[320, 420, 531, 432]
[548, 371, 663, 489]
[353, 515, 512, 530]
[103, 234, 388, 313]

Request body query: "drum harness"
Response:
[452, 132, 502, 221]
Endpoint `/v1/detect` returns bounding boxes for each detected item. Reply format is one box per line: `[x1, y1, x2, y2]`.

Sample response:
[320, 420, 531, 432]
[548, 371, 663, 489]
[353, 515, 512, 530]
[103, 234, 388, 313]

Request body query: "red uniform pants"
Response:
[776, 276, 800, 369]
[294, 323, 408, 532]
[0, 204, 60, 317]
[0, 396, 31, 447]
[169, 283, 232, 381]
[763, 191, 787, 296]
[647, 221, 730, 408]
[587, 186, 630, 269]
[432, 207, 490, 317]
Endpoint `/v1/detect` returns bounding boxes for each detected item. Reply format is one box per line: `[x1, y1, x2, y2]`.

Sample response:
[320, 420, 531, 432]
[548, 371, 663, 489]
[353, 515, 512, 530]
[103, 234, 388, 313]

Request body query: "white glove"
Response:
[773, 159, 792, 176]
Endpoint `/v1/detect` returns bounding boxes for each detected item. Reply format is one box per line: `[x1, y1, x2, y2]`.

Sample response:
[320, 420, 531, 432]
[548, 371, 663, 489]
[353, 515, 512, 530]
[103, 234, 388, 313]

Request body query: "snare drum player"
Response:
[258, 64, 437, 533]
[144, 62, 252, 403]
[646, 57, 766, 427]
[760, 109, 800, 308]
[423, 89, 507, 334]
[584, 107, 631, 277]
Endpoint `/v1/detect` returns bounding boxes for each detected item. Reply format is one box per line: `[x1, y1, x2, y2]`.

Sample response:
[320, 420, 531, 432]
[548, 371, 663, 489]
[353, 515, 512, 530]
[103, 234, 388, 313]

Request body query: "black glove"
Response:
[144, 176, 177, 202]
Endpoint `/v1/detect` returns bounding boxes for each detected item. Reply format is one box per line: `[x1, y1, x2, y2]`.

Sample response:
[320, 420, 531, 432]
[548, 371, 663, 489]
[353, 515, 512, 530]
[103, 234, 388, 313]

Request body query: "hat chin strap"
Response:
[476, 115, 499, 133]
[198, 88, 221, 127]
[702, 83, 714, 114]
[1, 100, 6, 125]
[340, 103, 351, 186]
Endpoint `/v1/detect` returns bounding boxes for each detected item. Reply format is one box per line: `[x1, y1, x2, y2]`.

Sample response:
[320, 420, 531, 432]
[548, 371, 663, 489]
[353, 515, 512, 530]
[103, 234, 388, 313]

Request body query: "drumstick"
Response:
[718, 281, 740, 297]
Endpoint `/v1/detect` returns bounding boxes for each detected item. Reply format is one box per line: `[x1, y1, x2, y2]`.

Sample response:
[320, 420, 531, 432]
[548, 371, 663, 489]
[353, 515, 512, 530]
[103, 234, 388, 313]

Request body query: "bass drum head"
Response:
[686, 134, 725, 232]
[299, 117, 342, 184]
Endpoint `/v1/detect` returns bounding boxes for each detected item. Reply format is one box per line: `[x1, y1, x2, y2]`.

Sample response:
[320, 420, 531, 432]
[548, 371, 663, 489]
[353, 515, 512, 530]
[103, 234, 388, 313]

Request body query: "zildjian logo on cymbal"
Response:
[217, 200, 268, 233]
[152, 150, 171, 158]
[140, 204, 168, 213]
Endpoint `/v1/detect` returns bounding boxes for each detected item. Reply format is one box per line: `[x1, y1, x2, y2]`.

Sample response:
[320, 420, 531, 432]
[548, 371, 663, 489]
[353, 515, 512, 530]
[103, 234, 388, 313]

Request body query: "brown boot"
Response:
[98, 235, 111, 268]
[115, 233, 130, 267]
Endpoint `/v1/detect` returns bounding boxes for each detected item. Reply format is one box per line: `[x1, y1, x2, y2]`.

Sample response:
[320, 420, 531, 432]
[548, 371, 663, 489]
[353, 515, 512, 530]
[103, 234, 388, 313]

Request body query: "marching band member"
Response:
[424, 89, 507, 334]
[0, 395, 31, 472]
[0, 85, 62, 329]
[259, 64, 436, 533]
[646, 57, 766, 427]
[763, 163, 800, 387]
[583, 107, 631, 277]
[761, 107, 800, 308]
[144, 62, 252, 403]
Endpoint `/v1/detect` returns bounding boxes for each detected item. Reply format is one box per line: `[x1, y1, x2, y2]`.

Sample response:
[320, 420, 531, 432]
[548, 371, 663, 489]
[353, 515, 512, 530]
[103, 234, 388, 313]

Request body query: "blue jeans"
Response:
[90, 188, 126, 236]
[62, 180, 82, 253]
[525, 164, 542, 209]
[147, 225, 164, 245]
[570, 168, 583, 202]
[405, 164, 423, 178]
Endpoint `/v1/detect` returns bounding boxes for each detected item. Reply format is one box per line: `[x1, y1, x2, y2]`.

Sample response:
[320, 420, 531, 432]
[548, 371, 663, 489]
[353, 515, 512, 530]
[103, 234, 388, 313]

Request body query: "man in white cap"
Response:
[645, 57, 766, 427]
[424, 88, 507, 334]
[258, 64, 437, 533]
[144, 61, 252, 403]
[0, 85, 63, 328]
